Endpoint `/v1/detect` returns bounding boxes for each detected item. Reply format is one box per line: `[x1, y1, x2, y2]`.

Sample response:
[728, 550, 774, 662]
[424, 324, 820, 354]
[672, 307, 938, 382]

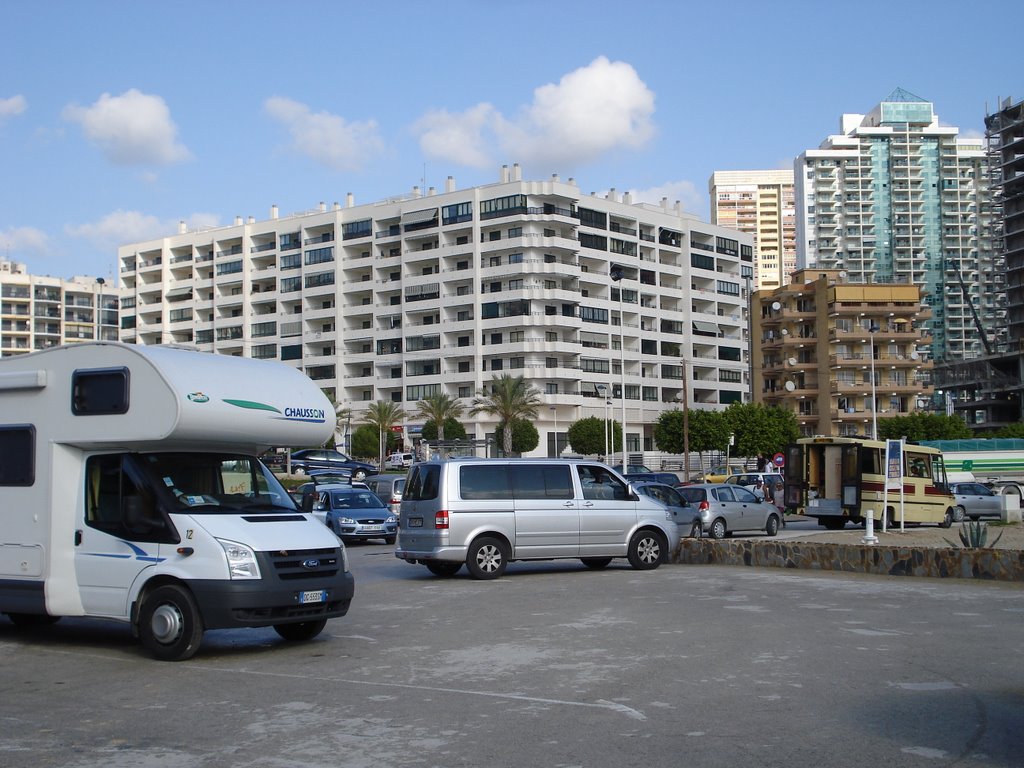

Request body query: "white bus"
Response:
[782, 436, 957, 530]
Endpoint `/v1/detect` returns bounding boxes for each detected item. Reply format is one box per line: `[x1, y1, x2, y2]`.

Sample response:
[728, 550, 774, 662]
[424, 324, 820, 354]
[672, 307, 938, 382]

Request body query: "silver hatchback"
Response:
[948, 482, 1002, 521]
[677, 483, 783, 539]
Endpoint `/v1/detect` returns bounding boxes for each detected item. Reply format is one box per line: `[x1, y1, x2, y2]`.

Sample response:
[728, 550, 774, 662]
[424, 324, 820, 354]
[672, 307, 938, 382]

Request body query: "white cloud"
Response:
[62, 89, 191, 166]
[66, 210, 221, 250]
[264, 96, 384, 172]
[629, 180, 704, 215]
[413, 103, 498, 170]
[0, 226, 49, 256]
[414, 57, 656, 170]
[0, 94, 27, 121]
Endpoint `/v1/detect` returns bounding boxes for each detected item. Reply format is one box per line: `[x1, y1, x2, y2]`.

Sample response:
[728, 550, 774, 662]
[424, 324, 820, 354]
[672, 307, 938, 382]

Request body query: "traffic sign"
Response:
[772, 452, 785, 467]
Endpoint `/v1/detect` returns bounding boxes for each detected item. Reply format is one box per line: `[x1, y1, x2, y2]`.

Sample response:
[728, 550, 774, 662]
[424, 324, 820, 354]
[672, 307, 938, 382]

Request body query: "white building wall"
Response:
[118, 171, 754, 457]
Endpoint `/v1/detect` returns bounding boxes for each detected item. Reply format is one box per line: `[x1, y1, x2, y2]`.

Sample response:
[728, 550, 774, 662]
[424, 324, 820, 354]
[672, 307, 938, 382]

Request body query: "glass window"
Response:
[72, 367, 130, 415]
[509, 464, 573, 500]
[0, 425, 34, 485]
[460, 465, 511, 500]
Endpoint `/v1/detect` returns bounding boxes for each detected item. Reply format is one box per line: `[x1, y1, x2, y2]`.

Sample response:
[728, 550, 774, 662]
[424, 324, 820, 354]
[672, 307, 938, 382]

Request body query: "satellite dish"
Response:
[788, 357, 797, 366]
[909, 351, 920, 360]
[838, 271, 847, 280]
[784, 381, 796, 392]
[781, 328, 790, 336]
[771, 301, 782, 311]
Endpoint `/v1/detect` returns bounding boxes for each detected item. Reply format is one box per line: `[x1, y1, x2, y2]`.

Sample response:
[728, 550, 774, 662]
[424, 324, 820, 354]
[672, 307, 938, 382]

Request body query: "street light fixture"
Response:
[610, 265, 627, 469]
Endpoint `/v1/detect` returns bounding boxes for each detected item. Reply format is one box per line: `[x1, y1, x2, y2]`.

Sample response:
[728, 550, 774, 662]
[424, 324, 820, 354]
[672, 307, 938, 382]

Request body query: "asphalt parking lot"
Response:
[2, 543, 1023, 768]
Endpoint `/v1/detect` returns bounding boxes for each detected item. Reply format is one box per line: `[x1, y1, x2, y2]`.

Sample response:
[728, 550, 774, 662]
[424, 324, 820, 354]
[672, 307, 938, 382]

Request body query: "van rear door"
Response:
[509, 463, 578, 558]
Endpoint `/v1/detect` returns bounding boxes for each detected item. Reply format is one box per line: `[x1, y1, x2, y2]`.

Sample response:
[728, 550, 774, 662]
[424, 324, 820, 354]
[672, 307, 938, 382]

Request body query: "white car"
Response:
[387, 452, 414, 469]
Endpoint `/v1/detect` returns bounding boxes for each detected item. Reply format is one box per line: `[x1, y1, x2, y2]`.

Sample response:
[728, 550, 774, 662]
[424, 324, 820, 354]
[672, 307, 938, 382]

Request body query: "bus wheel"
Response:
[822, 517, 846, 531]
[940, 509, 954, 529]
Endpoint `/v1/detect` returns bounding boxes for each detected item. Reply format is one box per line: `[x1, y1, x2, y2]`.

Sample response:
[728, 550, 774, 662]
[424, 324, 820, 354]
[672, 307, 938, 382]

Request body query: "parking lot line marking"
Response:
[196, 664, 648, 720]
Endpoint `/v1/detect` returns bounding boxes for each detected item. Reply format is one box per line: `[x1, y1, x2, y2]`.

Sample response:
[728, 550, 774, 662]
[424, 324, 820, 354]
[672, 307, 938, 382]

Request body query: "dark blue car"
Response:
[288, 449, 378, 480]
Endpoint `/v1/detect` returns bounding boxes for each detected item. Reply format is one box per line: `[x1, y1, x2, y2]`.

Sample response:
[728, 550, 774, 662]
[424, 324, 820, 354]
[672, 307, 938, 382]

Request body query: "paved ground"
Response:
[779, 516, 1024, 550]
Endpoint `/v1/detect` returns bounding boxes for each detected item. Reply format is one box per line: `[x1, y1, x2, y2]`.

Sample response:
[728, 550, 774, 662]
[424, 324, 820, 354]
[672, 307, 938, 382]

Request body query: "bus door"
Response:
[783, 444, 804, 509]
[840, 444, 861, 512]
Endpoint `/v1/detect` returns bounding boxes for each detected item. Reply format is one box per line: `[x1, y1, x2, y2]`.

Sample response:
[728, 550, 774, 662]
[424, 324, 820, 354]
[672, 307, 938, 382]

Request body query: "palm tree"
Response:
[362, 400, 406, 467]
[469, 374, 543, 455]
[415, 392, 465, 442]
[333, 402, 352, 453]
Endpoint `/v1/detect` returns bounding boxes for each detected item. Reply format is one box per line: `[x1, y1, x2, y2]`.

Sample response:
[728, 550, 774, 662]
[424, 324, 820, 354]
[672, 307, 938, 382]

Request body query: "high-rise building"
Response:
[752, 269, 933, 437]
[0, 259, 119, 356]
[795, 88, 1005, 363]
[986, 97, 1024, 346]
[709, 170, 796, 290]
[117, 167, 754, 458]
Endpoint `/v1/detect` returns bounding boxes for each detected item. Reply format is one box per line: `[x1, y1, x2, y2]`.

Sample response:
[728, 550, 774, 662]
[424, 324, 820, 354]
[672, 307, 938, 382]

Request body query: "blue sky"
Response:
[2, 0, 1021, 281]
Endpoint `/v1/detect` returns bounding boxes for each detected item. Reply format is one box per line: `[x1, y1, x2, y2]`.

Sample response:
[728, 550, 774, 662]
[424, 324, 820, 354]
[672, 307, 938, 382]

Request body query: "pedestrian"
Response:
[756, 453, 767, 472]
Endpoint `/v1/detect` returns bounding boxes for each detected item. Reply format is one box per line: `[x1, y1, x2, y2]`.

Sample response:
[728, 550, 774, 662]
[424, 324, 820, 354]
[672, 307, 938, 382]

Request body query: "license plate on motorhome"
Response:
[300, 590, 325, 604]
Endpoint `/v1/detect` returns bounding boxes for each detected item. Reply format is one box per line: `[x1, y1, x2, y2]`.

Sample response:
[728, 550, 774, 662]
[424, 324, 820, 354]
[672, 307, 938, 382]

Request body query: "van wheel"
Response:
[273, 619, 327, 642]
[466, 537, 509, 580]
[765, 514, 780, 537]
[6, 612, 61, 627]
[940, 509, 954, 529]
[138, 584, 204, 662]
[581, 557, 612, 570]
[627, 530, 666, 570]
[709, 518, 727, 540]
[426, 561, 462, 577]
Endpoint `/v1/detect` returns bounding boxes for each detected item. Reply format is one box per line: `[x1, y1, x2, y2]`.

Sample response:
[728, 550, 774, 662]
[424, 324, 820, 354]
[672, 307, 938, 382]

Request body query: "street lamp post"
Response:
[550, 405, 558, 457]
[611, 266, 627, 469]
[596, 384, 609, 461]
[95, 277, 106, 341]
[868, 322, 879, 440]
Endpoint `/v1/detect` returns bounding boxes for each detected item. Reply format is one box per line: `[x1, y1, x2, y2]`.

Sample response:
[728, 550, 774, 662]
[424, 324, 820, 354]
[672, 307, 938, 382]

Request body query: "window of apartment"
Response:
[442, 202, 473, 226]
[305, 246, 334, 265]
[280, 253, 301, 270]
[546, 332, 558, 342]
[508, 279, 523, 290]
[407, 384, 441, 401]
[580, 306, 609, 324]
[508, 252, 523, 263]
[304, 271, 335, 289]
[458, 386, 471, 398]
[578, 207, 607, 230]
[280, 277, 301, 293]
[252, 344, 277, 360]
[546, 357, 558, 368]
[579, 232, 607, 251]
[342, 219, 371, 240]
[507, 227, 522, 238]
[509, 331, 524, 343]
[510, 357, 525, 369]
[480, 194, 527, 219]
[491, 359, 503, 371]
[281, 344, 302, 361]
[458, 361, 471, 373]
[490, 333, 503, 345]
[489, 231, 502, 242]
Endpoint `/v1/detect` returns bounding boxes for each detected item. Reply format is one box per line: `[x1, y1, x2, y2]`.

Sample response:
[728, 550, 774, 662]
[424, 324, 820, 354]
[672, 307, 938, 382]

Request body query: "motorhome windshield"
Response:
[136, 452, 298, 514]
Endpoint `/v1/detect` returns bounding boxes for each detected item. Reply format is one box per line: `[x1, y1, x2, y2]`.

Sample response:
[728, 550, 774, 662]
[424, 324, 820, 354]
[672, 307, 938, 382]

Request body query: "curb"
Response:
[674, 538, 1024, 582]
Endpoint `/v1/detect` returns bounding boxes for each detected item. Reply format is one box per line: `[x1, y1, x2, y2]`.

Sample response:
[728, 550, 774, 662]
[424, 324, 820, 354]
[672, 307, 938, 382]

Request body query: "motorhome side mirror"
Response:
[301, 492, 316, 513]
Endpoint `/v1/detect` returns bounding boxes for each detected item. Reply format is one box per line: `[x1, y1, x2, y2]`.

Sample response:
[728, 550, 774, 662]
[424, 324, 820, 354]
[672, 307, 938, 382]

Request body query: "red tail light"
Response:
[435, 510, 449, 529]
[698, 500, 710, 512]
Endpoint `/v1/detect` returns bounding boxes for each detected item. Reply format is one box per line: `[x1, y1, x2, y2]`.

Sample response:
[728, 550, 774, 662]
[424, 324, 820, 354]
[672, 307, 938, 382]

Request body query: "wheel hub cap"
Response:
[151, 603, 184, 644]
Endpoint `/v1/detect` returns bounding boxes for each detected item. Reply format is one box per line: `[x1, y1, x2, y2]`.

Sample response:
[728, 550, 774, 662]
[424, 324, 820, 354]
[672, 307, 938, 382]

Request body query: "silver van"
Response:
[394, 458, 679, 579]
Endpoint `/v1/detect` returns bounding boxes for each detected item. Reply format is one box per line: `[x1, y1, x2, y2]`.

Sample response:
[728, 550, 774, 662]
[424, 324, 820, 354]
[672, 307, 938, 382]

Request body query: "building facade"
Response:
[117, 167, 755, 457]
[0, 259, 119, 357]
[752, 269, 933, 437]
[794, 88, 1005, 364]
[709, 170, 796, 291]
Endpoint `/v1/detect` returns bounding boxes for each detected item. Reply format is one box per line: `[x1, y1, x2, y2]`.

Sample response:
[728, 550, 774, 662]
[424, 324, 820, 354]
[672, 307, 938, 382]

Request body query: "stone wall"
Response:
[675, 539, 1024, 582]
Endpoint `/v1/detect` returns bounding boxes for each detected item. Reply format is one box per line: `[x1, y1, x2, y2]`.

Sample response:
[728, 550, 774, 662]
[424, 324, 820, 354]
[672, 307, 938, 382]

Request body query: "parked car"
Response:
[314, 487, 398, 544]
[387, 452, 415, 470]
[677, 483, 783, 539]
[290, 471, 365, 505]
[632, 481, 700, 534]
[624, 471, 681, 486]
[724, 472, 784, 504]
[949, 481, 1003, 521]
[698, 464, 746, 484]
[364, 474, 406, 516]
[288, 449, 378, 480]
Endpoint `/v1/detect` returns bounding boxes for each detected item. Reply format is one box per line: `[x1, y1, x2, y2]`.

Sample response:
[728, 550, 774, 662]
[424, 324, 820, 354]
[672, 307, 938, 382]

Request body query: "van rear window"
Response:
[405, 465, 440, 501]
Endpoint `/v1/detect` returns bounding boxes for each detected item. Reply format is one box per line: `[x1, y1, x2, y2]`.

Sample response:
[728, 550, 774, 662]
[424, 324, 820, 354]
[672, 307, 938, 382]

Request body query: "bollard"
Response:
[862, 508, 878, 545]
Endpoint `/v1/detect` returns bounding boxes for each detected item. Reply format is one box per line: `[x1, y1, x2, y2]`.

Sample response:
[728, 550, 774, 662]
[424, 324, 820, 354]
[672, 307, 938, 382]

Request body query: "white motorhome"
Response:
[0, 342, 355, 660]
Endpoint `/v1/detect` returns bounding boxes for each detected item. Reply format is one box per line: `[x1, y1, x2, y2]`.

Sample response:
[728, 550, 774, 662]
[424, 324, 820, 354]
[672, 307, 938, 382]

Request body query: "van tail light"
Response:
[435, 510, 449, 529]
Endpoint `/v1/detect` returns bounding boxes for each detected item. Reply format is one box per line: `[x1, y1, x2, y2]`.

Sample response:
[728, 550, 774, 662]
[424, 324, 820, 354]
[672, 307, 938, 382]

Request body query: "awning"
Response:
[401, 207, 438, 225]
[692, 321, 720, 335]
[165, 286, 193, 301]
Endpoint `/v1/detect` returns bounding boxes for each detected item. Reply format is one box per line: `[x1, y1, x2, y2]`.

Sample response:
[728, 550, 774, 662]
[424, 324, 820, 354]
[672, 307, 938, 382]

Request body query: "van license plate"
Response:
[409, 517, 423, 527]
[300, 590, 325, 604]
